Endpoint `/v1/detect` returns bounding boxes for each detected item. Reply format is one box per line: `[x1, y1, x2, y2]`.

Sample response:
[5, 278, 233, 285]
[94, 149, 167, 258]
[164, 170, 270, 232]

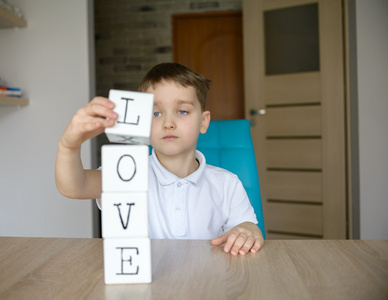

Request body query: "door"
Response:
[243, 0, 347, 239]
[173, 11, 244, 120]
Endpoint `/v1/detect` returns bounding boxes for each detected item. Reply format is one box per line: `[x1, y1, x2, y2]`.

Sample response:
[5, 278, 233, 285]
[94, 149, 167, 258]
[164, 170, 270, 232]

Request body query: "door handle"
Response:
[249, 109, 266, 126]
[250, 109, 266, 116]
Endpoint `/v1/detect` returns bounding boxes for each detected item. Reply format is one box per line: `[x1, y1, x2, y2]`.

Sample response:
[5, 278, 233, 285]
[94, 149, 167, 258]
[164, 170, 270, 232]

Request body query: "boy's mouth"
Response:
[163, 135, 178, 140]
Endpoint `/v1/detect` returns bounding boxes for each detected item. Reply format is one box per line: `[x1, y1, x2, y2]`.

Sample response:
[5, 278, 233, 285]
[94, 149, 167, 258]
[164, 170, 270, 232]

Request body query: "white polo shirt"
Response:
[98, 150, 258, 239]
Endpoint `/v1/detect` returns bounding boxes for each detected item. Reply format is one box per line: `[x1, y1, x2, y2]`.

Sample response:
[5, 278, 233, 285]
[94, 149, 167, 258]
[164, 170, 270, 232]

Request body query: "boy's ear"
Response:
[200, 111, 211, 134]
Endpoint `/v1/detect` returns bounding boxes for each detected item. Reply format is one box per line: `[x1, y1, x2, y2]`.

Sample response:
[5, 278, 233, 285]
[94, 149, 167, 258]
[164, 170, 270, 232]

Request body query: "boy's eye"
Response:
[178, 110, 188, 115]
[153, 112, 161, 117]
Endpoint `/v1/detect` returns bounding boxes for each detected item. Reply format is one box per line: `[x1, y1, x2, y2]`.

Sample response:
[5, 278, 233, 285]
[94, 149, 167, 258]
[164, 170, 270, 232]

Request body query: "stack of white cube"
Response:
[102, 89, 154, 284]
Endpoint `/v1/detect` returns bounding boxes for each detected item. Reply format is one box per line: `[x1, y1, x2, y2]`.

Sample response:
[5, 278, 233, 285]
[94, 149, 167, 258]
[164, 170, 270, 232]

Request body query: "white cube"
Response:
[102, 145, 149, 192]
[104, 238, 152, 284]
[102, 192, 149, 238]
[105, 89, 154, 144]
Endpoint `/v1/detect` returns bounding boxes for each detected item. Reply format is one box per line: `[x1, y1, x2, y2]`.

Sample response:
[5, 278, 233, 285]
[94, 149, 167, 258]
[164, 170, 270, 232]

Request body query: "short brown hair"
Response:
[138, 62, 211, 111]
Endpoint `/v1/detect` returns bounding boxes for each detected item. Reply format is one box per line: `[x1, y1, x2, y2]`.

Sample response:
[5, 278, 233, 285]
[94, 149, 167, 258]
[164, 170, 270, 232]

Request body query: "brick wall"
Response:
[94, 0, 242, 97]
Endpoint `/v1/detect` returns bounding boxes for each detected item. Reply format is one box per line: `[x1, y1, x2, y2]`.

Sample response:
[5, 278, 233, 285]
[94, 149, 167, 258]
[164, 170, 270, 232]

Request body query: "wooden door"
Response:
[243, 0, 347, 239]
[173, 11, 244, 120]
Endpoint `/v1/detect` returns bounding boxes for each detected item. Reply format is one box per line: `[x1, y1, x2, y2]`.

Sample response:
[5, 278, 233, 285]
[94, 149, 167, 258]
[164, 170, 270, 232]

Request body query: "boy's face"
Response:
[147, 80, 210, 160]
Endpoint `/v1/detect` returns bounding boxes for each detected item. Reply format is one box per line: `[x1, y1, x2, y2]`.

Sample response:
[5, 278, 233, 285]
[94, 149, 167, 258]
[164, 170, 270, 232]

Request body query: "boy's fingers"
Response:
[250, 238, 264, 254]
[86, 117, 117, 133]
[211, 232, 238, 253]
[238, 236, 256, 256]
[90, 96, 114, 108]
[211, 223, 264, 256]
[219, 231, 241, 254]
[212, 231, 250, 254]
[81, 120, 105, 132]
[210, 233, 227, 246]
[229, 233, 248, 256]
[84, 102, 117, 120]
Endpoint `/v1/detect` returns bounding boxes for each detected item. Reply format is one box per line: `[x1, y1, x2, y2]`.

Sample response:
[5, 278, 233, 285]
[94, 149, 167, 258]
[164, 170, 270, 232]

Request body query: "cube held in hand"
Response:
[105, 89, 154, 144]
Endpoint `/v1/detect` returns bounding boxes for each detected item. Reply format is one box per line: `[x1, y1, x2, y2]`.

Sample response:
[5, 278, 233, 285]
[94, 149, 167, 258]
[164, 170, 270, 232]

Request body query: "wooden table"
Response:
[0, 237, 387, 299]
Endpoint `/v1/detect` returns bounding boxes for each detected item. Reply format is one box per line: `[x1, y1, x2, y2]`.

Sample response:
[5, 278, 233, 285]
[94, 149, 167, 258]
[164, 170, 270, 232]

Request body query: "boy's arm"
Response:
[55, 142, 102, 199]
[55, 97, 117, 199]
[211, 222, 264, 256]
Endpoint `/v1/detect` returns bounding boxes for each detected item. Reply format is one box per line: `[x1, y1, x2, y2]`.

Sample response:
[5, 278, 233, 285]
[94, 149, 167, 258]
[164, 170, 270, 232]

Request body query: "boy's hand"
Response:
[60, 97, 118, 149]
[211, 222, 264, 256]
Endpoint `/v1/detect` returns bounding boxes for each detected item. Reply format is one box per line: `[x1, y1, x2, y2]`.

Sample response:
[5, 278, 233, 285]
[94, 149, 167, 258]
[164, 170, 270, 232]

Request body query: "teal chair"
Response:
[197, 119, 265, 238]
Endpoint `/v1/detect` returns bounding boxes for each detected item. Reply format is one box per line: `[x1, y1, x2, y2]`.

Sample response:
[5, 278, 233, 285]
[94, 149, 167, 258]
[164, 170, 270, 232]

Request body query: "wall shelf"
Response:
[0, 7, 28, 107]
[0, 6, 27, 28]
[0, 96, 29, 106]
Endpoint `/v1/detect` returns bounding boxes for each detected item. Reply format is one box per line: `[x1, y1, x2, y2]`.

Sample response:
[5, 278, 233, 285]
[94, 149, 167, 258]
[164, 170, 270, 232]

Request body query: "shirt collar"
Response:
[150, 149, 206, 187]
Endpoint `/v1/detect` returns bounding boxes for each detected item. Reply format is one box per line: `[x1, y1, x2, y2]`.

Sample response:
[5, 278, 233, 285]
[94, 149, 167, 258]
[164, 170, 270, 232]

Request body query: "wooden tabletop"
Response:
[0, 237, 387, 299]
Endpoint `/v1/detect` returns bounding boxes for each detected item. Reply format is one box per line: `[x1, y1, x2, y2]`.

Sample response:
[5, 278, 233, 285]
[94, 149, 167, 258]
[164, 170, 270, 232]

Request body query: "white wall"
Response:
[0, 0, 94, 237]
[356, 0, 388, 239]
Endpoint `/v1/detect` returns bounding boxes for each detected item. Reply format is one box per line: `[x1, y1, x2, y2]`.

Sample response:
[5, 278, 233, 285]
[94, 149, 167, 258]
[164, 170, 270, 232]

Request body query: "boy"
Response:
[56, 63, 264, 256]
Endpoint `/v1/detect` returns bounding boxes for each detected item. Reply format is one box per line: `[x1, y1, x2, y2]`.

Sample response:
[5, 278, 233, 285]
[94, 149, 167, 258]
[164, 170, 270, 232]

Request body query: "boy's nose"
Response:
[162, 115, 176, 130]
